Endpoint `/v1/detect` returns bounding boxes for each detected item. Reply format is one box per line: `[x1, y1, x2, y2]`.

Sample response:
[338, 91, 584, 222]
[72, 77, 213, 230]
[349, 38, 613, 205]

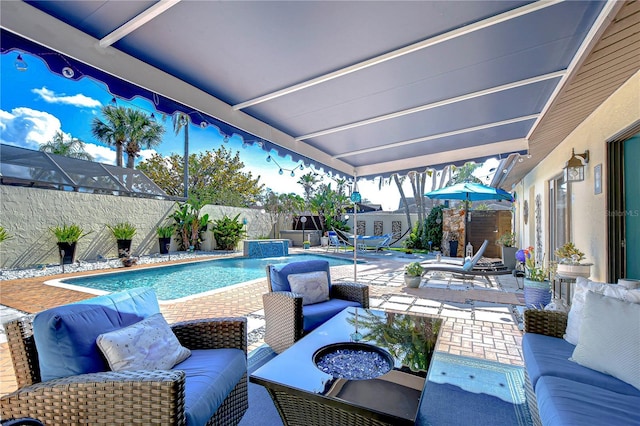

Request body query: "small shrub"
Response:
[405, 262, 424, 277]
[156, 224, 174, 238]
[212, 214, 246, 251]
[50, 224, 90, 243]
[107, 222, 137, 240]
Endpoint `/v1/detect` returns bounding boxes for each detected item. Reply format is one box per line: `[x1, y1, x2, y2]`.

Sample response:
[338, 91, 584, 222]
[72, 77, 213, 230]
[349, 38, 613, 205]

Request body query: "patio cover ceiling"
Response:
[0, 1, 626, 183]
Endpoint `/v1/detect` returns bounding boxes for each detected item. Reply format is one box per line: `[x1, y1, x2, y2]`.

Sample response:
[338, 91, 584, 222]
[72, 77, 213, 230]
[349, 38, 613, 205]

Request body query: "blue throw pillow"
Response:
[33, 287, 160, 381]
[269, 260, 332, 292]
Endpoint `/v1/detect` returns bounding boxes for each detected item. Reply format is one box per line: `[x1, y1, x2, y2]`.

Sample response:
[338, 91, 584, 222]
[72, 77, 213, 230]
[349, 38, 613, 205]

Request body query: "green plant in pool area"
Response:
[107, 222, 137, 240]
[172, 200, 210, 251]
[405, 262, 424, 277]
[156, 224, 175, 238]
[497, 231, 516, 247]
[0, 226, 13, 243]
[212, 214, 246, 251]
[50, 224, 90, 243]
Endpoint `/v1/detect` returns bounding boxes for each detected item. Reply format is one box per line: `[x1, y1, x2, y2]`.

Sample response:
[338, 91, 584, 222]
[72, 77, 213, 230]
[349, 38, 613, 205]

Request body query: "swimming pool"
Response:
[53, 254, 358, 301]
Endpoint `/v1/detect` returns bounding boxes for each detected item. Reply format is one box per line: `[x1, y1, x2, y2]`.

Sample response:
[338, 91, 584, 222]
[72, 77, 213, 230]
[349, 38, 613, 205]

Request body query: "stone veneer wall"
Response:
[0, 186, 274, 269]
[442, 208, 466, 257]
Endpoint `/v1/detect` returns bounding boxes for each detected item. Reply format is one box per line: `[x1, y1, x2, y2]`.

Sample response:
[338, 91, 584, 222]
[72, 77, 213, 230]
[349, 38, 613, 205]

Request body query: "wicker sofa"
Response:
[263, 259, 369, 353]
[1, 288, 248, 426]
[523, 284, 640, 426]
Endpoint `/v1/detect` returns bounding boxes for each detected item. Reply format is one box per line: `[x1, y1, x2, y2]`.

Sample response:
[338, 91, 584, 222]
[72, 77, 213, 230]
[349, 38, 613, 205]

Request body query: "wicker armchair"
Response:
[1, 316, 248, 426]
[523, 309, 568, 426]
[263, 260, 369, 353]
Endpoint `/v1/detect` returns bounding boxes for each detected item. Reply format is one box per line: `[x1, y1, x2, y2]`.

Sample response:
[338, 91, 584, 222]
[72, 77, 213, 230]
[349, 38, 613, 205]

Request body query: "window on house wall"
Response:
[549, 175, 569, 260]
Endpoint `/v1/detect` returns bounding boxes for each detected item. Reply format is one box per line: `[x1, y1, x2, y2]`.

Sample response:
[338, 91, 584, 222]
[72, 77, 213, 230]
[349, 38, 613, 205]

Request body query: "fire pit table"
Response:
[250, 307, 442, 426]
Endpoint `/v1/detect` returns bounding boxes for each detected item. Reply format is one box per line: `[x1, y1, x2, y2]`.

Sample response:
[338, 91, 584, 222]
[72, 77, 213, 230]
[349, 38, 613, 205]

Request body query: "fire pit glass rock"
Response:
[313, 343, 393, 380]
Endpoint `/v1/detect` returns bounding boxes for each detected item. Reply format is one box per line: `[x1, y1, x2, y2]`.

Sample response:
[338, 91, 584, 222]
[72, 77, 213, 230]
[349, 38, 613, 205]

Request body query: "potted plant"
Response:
[554, 242, 591, 279]
[107, 222, 137, 258]
[156, 224, 174, 254]
[404, 262, 424, 288]
[449, 233, 459, 257]
[50, 224, 90, 264]
[303, 240, 311, 249]
[497, 231, 518, 271]
[517, 246, 551, 309]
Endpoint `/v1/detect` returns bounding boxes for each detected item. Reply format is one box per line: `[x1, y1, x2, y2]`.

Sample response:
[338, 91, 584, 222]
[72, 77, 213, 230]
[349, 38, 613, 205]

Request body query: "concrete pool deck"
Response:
[0, 247, 526, 395]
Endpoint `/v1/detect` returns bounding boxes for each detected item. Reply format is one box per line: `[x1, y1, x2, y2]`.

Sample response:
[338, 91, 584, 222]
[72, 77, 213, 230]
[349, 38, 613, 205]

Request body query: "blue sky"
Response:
[1, 51, 498, 210]
[0, 51, 322, 197]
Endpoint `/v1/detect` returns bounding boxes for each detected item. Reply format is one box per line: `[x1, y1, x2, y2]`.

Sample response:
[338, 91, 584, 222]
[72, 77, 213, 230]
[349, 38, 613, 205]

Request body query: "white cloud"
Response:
[32, 86, 101, 108]
[84, 143, 117, 165]
[0, 107, 62, 149]
[137, 149, 157, 163]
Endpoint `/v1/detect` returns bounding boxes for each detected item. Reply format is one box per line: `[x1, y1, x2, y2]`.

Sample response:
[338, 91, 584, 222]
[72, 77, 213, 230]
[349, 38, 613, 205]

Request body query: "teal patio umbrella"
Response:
[425, 182, 514, 248]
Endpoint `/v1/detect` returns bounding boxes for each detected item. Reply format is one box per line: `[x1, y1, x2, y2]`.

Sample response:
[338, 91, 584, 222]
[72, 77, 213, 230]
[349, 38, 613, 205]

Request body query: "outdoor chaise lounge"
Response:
[0, 288, 248, 426]
[263, 259, 369, 353]
[421, 240, 510, 286]
[327, 230, 348, 252]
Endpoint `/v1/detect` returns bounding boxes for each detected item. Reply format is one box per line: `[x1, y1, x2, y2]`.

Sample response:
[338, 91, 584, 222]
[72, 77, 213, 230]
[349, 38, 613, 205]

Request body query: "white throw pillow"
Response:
[618, 279, 640, 290]
[288, 271, 330, 305]
[564, 277, 608, 345]
[570, 291, 640, 391]
[96, 313, 191, 372]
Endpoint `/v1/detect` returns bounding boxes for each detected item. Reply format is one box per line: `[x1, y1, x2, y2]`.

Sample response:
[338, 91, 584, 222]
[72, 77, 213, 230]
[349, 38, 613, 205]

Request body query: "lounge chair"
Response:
[421, 240, 510, 285]
[327, 230, 348, 252]
[375, 233, 393, 251]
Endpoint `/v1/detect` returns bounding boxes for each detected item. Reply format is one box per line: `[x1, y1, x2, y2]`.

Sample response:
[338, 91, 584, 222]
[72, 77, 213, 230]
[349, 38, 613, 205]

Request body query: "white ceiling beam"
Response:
[233, 0, 563, 110]
[296, 71, 565, 141]
[99, 0, 182, 48]
[355, 139, 529, 178]
[334, 116, 538, 160]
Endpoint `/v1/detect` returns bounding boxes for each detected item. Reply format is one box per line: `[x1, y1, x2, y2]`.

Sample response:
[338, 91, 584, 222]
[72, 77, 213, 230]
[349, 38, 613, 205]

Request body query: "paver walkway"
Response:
[0, 249, 526, 395]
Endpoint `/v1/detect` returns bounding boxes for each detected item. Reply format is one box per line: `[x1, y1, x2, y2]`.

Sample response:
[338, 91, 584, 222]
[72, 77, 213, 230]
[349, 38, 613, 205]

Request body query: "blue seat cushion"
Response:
[522, 333, 640, 396]
[269, 260, 332, 292]
[536, 375, 640, 426]
[33, 287, 160, 381]
[176, 348, 246, 426]
[303, 299, 360, 331]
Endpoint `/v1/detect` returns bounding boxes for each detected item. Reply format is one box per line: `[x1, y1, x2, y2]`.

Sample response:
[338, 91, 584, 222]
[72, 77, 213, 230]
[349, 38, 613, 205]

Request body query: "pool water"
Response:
[60, 254, 357, 301]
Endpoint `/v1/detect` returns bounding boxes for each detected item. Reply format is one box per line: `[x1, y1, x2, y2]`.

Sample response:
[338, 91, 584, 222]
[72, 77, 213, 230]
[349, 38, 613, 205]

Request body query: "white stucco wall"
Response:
[0, 186, 274, 269]
[515, 70, 640, 281]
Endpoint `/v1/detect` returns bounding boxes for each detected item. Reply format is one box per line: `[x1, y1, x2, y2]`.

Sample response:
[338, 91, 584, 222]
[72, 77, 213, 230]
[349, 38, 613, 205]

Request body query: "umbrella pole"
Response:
[465, 193, 469, 251]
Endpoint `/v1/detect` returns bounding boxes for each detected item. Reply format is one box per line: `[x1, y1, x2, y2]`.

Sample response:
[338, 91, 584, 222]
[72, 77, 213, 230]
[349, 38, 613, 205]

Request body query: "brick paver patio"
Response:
[0, 249, 526, 395]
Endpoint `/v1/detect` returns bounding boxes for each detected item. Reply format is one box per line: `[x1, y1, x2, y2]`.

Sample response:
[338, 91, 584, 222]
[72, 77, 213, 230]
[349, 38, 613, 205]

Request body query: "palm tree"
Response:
[123, 109, 164, 168]
[172, 113, 190, 198]
[297, 172, 321, 202]
[91, 106, 128, 167]
[40, 131, 93, 160]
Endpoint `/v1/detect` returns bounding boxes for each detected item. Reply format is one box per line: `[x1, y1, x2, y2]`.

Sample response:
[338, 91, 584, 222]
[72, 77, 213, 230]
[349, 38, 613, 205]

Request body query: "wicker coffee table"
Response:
[250, 307, 442, 426]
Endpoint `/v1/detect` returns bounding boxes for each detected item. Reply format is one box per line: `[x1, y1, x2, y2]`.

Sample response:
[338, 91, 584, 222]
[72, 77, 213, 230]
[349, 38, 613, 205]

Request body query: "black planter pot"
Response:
[117, 239, 132, 258]
[449, 240, 459, 257]
[159, 237, 171, 254]
[57, 242, 77, 265]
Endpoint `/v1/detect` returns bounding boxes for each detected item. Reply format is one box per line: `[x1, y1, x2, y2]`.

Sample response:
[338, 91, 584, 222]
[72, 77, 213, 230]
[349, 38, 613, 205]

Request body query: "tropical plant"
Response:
[497, 231, 516, 247]
[91, 105, 128, 167]
[156, 224, 175, 238]
[40, 131, 94, 160]
[123, 109, 165, 168]
[554, 242, 586, 264]
[0, 226, 13, 243]
[107, 222, 137, 240]
[517, 246, 549, 282]
[405, 262, 424, 277]
[92, 106, 164, 169]
[50, 224, 90, 243]
[171, 199, 210, 250]
[212, 214, 246, 251]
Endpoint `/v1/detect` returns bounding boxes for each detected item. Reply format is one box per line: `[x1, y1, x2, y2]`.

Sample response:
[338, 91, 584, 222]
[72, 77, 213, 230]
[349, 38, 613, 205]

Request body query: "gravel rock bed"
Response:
[0, 251, 237, 281]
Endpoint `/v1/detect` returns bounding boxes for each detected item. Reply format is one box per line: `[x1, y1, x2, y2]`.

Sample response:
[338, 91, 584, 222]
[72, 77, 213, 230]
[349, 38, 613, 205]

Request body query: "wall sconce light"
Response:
[564, 149, 589, 182]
